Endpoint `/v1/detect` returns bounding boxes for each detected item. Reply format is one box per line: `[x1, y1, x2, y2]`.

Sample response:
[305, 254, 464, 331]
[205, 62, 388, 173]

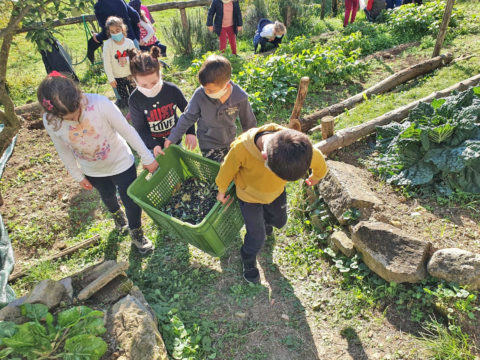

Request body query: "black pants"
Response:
[239, 190, 287, 257]
[87, 37, 103, 64]
[201, 148, 230, 163]
[115, 77, 135, 106]
[85, 163, 141, 230]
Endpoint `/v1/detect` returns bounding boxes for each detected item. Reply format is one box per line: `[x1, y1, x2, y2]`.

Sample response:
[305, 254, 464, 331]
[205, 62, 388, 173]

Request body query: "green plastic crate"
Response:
[127, 145, 243, 257]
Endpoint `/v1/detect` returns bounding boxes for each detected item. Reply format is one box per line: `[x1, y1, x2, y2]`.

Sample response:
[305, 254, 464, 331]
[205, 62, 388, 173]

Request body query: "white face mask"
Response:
[137, 79, 163, 98]
[204, 83, 229, 100]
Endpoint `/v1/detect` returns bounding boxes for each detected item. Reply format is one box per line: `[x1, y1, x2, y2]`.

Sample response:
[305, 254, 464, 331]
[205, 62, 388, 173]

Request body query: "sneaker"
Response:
[111, 210, 128, 234]
[240, 247, 260, 284]
[129, 228, 154, 254]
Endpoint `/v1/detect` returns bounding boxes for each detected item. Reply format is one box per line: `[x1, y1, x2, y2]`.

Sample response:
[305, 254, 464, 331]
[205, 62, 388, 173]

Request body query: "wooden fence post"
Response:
[432, 0, 455, 57]
[321, 116, 335, 139]
[179, 8, 192, 55]
[288, 77, 310, 131]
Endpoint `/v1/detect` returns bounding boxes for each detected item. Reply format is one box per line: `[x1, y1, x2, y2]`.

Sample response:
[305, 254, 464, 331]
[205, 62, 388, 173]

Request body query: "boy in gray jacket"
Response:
[164, 55, 256, 162]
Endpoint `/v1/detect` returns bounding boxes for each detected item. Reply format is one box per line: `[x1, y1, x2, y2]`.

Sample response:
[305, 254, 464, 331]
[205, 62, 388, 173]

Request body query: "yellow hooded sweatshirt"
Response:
[215, 123, 328, 204]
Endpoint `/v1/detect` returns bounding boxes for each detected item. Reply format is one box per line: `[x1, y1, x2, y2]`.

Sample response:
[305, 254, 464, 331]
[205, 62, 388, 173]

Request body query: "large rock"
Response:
[25, 279, 66, 309]
[352, 221, 431, 283]
[77, 262, 129, 302]
[90, 274, 133, 304]
[328, 230, 356, 257]
[73, 260, 118, 290]
[318, 161, 382, 224]
[109, 295, 168, 360]
[0, 305, 28, 324]
[427, 248, 480, 290]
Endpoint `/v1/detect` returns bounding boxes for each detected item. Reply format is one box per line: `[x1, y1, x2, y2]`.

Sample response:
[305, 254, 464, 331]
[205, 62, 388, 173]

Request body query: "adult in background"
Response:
[87, 0, 141, 64]
[364, 0, 386, 22]
[129, 0, 155, 25]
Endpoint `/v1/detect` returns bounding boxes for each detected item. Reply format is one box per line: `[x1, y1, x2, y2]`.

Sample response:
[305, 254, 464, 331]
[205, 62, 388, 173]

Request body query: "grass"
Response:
[3, 0, 480, 358]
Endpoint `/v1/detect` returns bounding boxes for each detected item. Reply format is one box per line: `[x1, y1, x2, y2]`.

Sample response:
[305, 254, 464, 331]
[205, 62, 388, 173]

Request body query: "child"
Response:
[253, 19, 287, 54]
[207, 0, 243, 55]
[215, 124, 328, 283]
[137, 10, 167, 55]
[129, 0, 155, 24]
[38, 72, 158, 254]
[344, 0, 359, 27]
[164, 55, 256, 162]
[128, 47, 196, 156]
[364, 0, 386, 22]
[103, 16, 136, 108]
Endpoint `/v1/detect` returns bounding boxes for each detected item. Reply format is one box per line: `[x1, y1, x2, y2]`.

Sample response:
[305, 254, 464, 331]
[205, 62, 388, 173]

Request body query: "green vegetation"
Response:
[2, 0, 480, 358]
[371, 87, 480, 195]
[0, 304, 106, 360]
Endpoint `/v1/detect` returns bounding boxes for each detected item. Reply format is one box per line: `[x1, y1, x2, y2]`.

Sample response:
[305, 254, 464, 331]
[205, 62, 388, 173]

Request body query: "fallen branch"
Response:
[9, 234, 101, 282]
[302, 53, 454, 133]
[314, 73, 480, 155]
[363, 42, 421, 61]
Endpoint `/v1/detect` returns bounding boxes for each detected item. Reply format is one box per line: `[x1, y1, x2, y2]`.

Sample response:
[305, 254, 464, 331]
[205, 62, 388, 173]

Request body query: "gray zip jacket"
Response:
[167, 81, 257, 150]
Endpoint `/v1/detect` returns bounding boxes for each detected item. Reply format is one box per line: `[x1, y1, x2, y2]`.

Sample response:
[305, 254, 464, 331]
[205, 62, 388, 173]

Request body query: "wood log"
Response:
[179, 8, 193, 55]
[288, 77, 310, 131]
[302, 52, 454, 133]
[9, 235, 101, 282]
[14, 0, 210, 34]
[363, 42, 420, 61]
[321, 116, 335, 140]
[432, 0, 455, 57]
[314, 73, 480, 155]
[14, 102, 42, 116]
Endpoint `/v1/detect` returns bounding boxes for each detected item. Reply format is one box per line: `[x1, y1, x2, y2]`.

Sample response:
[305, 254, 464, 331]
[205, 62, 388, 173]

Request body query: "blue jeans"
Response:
[85, 163, 141, 230]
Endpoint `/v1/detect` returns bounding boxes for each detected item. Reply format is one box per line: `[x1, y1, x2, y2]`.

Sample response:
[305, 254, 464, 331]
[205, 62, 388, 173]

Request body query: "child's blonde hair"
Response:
[105, 16, 127, 38]
[274, 21, 287, 36]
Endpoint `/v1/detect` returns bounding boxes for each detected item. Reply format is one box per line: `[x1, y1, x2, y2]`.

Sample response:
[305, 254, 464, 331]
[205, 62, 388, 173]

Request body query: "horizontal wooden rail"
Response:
[14, 0, 211, 34]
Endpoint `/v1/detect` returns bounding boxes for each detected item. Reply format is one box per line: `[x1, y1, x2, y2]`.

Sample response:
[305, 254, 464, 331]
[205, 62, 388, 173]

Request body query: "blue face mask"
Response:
[276, 34, 283, 38]
[111, 32, 124, 42]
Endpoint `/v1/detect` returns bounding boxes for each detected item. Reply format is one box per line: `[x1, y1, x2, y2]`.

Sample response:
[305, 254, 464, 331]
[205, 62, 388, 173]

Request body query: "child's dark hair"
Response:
[105, 16, 127, 38]
[265, 129, 313, 181]
[37, 73, 83, 130]
[127, 46, 162, 77]
[198, 55, 231, 86]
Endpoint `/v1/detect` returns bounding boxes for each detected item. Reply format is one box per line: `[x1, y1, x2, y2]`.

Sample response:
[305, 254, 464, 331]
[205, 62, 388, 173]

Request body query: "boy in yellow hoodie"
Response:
[216, 123, 328, 283]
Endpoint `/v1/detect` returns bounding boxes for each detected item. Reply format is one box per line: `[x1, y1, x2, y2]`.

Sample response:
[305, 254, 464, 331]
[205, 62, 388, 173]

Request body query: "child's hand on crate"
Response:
[216, 191, 230, 205]
[143, 160, 159, 173]
[153, 145, 165, 157]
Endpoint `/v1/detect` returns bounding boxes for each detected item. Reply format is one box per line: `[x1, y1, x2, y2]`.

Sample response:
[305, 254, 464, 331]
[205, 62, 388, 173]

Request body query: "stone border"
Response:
[313, 160, 480, 290]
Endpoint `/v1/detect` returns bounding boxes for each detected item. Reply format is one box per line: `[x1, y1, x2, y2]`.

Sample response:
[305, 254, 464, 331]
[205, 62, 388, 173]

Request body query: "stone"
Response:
[352, 221, 431, 283]
[90, 274, 133, 304]
[109, 295, 168, 360]
[427, 248, 480, 290]
[129, 285, 156, 321]
[59, 277, 74, 300]
[77, 262, 129, 302]
[0, 305, 28, 324]
[328, 230, 356, 257]
[318, 161, 382, 224]
[25, 279, 66, 309]
[8, 296, 26, 308]
[73, 260, 118, 290]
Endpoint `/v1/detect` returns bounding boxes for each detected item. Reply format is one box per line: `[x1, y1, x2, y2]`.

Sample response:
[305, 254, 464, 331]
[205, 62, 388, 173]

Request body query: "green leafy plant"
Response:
[0, 304, 107, 360]
[371, 86, 480, 195]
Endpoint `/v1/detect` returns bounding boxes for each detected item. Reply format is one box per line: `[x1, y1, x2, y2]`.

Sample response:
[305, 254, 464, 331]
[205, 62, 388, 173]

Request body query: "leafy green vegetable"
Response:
[0, 305, 106, 359]
[63, 334, 108, 360]
[372, 87, 480, 194]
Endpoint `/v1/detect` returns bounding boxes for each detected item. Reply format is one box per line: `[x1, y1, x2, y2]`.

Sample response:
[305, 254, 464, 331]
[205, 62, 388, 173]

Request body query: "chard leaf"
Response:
[58, 306, 104, 329]
[20, 303, 49, 322]
[63, 334, 107, 360]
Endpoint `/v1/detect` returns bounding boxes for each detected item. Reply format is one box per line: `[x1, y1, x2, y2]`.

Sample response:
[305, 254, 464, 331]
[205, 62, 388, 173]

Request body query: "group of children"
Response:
[38, 4, 326, 283]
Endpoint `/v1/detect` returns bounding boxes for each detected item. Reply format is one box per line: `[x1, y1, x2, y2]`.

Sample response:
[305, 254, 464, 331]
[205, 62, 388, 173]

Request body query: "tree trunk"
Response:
[332, 0, 338, 16]
[302, 52, 454, 132]
[0, 33, 21, 157]
[321, 0, 327, 19]
[432, 0, 455, 57]
[285, 6, 292, 27]
[314, 73, 480, 155]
